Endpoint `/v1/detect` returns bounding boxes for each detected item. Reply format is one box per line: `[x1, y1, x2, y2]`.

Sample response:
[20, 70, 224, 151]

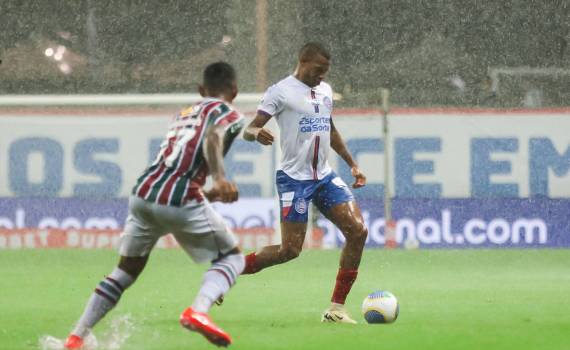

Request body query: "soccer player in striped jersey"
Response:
[64, 62, 245, 348]
[242, 43, 368, 324]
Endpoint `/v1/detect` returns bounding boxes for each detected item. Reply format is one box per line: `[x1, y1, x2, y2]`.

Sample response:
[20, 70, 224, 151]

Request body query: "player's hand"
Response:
[209, 177, 239, 203]
[203, 188, 220, 202]
[255, 128, 274, 145]
[351, 166, 366, 188]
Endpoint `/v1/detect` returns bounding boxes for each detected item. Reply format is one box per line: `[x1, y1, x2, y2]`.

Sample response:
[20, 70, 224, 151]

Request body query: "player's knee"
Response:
[279, 245, 302, 262]
[118, 264, 143, 279]
[118, 256, 148, 279]
[356, 225, 368, 242]
[347, 224, 368, 244]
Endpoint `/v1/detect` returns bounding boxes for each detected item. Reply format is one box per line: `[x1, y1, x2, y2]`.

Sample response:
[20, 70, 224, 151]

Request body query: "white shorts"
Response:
[119, 196, 238, 263]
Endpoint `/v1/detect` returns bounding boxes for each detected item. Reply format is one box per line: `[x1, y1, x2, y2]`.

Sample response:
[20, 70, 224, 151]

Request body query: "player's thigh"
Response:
[314, 175, 365, 236]
[172, 202, 238, 263]
[314, 173, 355, 214]
[326, 201, 367, 238]
[119, 196, 164, 257]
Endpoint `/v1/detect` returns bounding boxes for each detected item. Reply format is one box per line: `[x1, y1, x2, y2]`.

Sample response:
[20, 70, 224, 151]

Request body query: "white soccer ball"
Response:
[362, 290, 399, 324]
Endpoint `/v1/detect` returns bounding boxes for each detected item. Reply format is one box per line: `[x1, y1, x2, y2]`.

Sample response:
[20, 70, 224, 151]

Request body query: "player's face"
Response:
[301, 54, 330, 87]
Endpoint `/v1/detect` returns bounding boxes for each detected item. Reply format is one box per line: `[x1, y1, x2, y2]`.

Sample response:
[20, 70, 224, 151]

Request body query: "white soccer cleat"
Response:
[321, 303, 358, 324]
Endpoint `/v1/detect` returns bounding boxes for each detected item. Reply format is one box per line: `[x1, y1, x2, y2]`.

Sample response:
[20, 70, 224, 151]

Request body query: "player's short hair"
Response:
[298, 42, 331, 62]
[203, 61, 236, 94]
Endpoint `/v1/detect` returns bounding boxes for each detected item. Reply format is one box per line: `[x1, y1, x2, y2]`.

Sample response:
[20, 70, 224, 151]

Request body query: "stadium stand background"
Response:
[1, 0, 568, 107]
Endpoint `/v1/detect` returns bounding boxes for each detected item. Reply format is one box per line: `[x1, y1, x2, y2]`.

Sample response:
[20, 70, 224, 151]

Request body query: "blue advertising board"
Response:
[320, 198, 570, 248]
[1, 197, 568, 249]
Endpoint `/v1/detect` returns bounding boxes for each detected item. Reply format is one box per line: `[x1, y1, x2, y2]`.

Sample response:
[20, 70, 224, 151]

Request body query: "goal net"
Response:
[488, 67, 570, 108]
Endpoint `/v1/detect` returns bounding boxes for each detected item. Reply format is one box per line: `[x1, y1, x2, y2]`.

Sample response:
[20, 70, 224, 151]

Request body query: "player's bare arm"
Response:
[330, 119, 366, 188]
[203, 124, 238, 203]
[243, 113, 274, 145]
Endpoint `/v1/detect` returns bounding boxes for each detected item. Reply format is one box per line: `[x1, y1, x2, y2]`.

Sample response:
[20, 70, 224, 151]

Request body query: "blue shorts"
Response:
[276, 170, 354, 223]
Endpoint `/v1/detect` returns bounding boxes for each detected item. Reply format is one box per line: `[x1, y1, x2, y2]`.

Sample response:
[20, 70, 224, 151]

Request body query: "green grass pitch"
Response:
[1, 249, 569, 349]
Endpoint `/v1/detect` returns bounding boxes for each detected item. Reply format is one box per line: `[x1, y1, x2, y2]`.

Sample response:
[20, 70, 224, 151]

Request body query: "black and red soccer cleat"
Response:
[179, 307, 232, 347]
[64, 334, 84, 349]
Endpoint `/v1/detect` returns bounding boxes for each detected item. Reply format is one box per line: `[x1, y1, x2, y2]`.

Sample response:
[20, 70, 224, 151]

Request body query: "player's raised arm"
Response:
[243, 113, 274, 145]
[330, 119, 366, 188]
[203, 124, 238, 203]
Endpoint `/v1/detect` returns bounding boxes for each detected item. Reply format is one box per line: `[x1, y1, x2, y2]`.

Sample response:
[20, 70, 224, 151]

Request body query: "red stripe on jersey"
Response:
[185, 186, 204, 203]
[214, 110, 242, 127]
[156, 101, 221, 205]
[136, 163, 166, 199]
[179, 106, 240, 203]
[310, 90, 319, 113]
[136, 135, 176, 198]
[156, 127, 202, 205]
[184, 166, 207, 202]
[156, 150, 192, 205]
[312, 136, 320, 180]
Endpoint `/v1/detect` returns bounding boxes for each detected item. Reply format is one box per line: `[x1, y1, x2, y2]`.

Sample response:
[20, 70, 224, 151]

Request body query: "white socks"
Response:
[71, 268, 135, 338]
[192, 253, 245, 313]
[70, 254, 245, 338]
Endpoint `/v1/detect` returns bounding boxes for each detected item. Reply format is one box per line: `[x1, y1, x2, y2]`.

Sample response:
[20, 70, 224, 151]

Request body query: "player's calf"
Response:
[66, 267, 135, 346]
[181, 252, 243, 346]
[191, 252, 245, 313]
[338, 220, 368, 270]
[243, 244, 302, 274]
[277, 244, 302, 263]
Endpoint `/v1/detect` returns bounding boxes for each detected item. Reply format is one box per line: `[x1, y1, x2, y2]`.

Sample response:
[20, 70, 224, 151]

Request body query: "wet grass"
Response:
[1, 249, 569, 350]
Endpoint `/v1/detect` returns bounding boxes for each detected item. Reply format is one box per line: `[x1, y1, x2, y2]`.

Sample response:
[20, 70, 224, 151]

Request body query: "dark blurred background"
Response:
[1, 0, 568, 107]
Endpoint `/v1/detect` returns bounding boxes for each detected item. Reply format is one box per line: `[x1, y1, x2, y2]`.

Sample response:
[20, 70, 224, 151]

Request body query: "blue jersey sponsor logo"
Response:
[298, 115, 331, 133]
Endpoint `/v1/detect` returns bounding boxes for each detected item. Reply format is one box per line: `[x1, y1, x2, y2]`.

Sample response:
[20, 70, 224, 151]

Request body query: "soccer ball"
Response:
[362, 290, 399, 324]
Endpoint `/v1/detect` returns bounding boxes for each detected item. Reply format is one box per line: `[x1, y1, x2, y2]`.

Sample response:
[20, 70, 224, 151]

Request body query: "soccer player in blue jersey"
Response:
[64, 62, 245, 348]
[242, 43, 368, 324]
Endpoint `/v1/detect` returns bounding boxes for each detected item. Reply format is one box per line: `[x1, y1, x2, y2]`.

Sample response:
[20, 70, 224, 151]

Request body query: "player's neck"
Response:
[293, 73, 314, 89]
[205, 94, 233, 104]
